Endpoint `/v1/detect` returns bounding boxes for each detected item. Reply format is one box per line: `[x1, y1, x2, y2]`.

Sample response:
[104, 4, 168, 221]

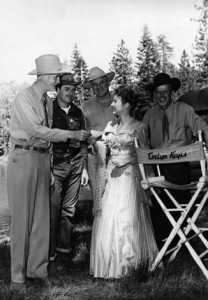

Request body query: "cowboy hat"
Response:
[82, 67, 115, 89]
[59, 73, 81, 86]
[28, 54, 71, 75]
[147, 73, 181, 92]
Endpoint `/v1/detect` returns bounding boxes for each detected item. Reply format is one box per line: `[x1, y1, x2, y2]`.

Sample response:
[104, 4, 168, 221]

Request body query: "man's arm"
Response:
[81, 101, 103, 138]
[81, 168, 89, 186]
[186, 105, 208, 147]
[12, 93, 89, 142]
[79, 112, 89, 169]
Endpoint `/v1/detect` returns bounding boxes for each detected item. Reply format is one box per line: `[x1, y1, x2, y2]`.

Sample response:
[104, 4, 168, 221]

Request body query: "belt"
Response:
[54, 148, 80, 155]
[14, 144, 49, 154]
[54, 148, 80, 158]
[53, 150, 81, 165]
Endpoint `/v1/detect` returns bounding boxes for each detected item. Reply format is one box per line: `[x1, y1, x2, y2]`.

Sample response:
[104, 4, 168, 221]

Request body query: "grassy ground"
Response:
[1, 200, 208, 299]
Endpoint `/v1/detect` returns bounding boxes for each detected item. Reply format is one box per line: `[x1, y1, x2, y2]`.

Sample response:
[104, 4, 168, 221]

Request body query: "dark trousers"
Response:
[50, 159, 83, 259]
[150, 162, 191, 249]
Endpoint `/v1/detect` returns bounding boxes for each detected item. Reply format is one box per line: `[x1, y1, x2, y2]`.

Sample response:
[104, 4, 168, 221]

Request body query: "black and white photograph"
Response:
[1, 0, 208, 299]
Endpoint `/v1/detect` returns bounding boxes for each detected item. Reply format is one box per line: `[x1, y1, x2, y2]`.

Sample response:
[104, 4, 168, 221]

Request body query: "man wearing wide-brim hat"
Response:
[49, 73, 89, 268]
[7, 54, 90, 293]
[143, 72, 208, 248]
[81, 67, 117, 217]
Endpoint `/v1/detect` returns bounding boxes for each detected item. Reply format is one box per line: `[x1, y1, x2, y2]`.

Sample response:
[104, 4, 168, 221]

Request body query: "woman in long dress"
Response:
[90, 87, 158, 279]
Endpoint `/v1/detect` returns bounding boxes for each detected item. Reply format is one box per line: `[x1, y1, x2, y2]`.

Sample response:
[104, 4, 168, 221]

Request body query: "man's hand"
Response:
[88, 145, 97, 156]
[87, 135, 103, 155]
[50, 170, 55, 186]
[88, 135, 97, 145]
[81, 168, 89, 186]
[69, 130, 90, 141]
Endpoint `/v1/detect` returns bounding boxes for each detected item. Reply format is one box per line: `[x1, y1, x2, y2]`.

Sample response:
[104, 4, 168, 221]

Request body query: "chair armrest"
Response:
[141, 176, 165, 189]
[147, 176, 165, 183]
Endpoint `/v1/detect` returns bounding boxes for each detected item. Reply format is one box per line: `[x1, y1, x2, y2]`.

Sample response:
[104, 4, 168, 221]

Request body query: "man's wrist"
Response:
[67, 131, 74, 139]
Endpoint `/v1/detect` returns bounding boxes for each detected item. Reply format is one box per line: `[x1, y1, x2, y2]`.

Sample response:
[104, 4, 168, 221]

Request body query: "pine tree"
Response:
[192, 0, 208, 88]
[177, 50, 196, 95]
[134, 25, 159, 119]
[109, 39, 134, 90]
[70, 44, 90, 104]
[0, 81, 29, 154]
[135, 25, 160, 88]
[156, 34, 174, 74]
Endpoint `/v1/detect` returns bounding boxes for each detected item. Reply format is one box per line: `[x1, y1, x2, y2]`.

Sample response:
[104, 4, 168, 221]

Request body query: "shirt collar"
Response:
[61, 106, 71, 114]
[54, 98, 75, 113]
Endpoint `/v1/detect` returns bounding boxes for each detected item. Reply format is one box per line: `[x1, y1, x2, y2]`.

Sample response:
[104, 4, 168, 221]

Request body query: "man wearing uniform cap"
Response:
[143, 72, 208, 248]
[81, 67, 116, 217]
[7, 54, 89, 293]
[49, 73, 89, 268]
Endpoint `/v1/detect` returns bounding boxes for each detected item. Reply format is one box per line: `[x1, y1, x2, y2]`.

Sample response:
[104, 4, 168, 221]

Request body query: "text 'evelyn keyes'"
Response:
[148, 151, 187, 160]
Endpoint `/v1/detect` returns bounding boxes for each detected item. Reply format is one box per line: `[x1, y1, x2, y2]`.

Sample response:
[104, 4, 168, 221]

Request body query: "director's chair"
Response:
[135, 132, 208, 279]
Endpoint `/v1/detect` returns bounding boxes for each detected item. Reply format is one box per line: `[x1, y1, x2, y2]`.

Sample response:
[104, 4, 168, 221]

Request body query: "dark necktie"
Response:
[42, 93, 49, 127]
[162, 112, 169, 141]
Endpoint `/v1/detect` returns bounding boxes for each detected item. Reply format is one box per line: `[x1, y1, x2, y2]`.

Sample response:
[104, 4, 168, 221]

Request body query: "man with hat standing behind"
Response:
[143, 72, 208, 248]
[7, 54, 90, 293]
[49, 73, 89, 267]
[81, 67, 116, 217]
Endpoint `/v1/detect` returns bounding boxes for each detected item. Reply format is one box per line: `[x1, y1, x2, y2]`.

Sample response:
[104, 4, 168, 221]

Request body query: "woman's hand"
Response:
[111, 156, 136, 167]
[111, 157, 122, 167]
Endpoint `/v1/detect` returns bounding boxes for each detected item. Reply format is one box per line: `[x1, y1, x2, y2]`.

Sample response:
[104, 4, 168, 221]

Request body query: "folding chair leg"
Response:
[151, 224, 181, 272]
[184, 240, 208, 280]
[187, 219, 208, 257]
[152, 220, 208, 279]
[150, 186, 204, 272]
[169, 190, 208, 262]
[150, 188, 189, 271]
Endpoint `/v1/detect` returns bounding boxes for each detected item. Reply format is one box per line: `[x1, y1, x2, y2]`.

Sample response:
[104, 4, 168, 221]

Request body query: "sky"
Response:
[0, 0, 202, 83]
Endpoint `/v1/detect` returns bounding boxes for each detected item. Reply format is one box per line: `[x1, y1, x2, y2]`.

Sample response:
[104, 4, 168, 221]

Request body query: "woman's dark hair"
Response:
[114, 87, 138, 117]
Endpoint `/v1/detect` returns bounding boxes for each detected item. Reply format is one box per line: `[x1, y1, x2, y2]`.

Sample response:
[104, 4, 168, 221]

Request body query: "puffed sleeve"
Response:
[134, 122, 149, 149]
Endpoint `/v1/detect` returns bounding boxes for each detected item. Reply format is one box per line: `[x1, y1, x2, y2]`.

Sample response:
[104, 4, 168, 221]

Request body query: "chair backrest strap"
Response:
[136, 142, 205, 165]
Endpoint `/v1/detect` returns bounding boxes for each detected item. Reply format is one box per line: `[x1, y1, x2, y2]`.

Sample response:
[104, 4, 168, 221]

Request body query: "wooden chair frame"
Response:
[135, 132, 208, 279]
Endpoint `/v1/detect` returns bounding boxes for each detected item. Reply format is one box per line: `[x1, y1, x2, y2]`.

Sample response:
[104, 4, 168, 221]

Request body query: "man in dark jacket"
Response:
[49, 73, 89, 267]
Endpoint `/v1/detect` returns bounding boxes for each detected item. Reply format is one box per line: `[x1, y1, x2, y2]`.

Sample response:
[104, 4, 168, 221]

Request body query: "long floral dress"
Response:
[90, 119, 158, 279]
